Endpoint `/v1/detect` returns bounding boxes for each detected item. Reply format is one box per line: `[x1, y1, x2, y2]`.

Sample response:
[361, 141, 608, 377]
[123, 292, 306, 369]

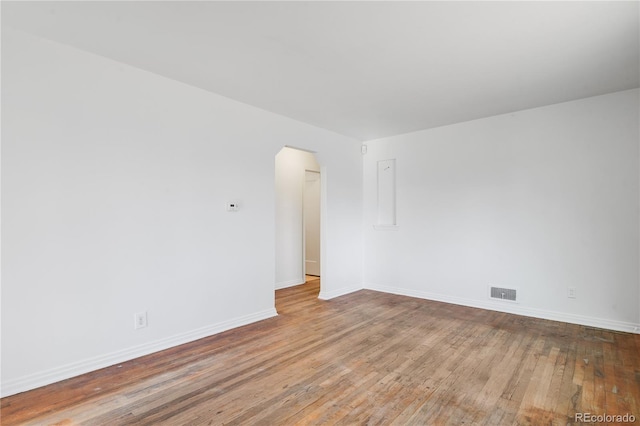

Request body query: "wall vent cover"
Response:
[490, 286, 517, 301]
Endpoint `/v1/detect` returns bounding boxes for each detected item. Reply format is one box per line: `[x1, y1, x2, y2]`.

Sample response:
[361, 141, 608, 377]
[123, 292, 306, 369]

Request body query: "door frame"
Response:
[303, 169, 321, 277]
[274, 146, 325, 296]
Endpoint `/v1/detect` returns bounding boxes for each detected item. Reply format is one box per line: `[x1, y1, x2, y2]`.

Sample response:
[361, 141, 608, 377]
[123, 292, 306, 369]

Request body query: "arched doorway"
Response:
[274, 146, 321, 294]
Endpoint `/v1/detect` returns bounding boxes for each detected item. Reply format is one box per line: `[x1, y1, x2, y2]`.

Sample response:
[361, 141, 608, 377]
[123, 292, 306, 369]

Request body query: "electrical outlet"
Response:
[568, 287, 576, 299]
[134, 311, 147, 329]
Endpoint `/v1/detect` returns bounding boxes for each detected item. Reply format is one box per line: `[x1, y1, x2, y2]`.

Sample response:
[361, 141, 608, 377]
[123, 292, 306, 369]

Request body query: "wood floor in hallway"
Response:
[2, 278, 639, 425]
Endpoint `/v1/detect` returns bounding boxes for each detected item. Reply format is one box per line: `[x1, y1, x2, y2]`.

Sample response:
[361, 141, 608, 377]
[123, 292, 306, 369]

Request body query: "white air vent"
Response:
[490, 286, 517, 302]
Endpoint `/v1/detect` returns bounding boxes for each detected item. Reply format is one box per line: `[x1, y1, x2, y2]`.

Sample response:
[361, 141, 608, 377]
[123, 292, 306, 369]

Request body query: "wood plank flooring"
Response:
[2, 279, 639, 425]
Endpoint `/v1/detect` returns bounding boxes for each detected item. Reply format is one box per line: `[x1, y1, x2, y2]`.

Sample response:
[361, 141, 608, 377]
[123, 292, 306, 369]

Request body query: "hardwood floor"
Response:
[2, 278, 639, 425]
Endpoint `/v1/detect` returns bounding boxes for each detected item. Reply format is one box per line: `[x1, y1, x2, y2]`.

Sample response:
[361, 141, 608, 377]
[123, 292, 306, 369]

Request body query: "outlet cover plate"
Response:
[134, 312, 148, 329]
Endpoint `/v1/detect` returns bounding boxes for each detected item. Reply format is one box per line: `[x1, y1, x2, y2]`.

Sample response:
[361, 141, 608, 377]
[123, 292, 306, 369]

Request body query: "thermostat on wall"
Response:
[226, 201, 239, 212]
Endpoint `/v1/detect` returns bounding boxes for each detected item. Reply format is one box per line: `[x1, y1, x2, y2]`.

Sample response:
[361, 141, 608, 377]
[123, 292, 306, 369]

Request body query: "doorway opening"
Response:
[275, 146, 322, 296]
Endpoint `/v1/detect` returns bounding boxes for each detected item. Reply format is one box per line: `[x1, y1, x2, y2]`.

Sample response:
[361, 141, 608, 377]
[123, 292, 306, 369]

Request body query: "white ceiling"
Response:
[3, 1, 639, 141]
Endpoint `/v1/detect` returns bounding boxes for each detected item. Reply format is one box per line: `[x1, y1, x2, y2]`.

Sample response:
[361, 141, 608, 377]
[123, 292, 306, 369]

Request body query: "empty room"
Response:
[1, 1, 639, 425]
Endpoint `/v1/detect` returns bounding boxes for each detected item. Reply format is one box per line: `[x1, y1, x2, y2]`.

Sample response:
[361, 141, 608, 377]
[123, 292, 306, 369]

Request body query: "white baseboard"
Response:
[318, 284, 362, 300]
[364, 283, 640, 335]
[1, 308, 278, 397]
[275, 278, 304, 290]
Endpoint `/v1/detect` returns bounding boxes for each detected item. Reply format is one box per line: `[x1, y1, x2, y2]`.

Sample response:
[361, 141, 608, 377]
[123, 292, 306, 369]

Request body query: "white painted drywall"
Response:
[275, 148, 320, 289]
[1, 28, 362, 396]
[315, 149, 365, 300]
[363, 89, 640, 332]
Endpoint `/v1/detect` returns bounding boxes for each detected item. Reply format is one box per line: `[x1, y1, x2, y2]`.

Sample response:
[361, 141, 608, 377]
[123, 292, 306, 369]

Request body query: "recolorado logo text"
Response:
[574, 413, 636, 423]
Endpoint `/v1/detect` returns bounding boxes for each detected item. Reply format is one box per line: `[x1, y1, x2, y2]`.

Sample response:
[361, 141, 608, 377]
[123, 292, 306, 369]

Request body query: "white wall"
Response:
[363, 89, 640, 333]
[275, 147, 320, 289]
[315, 147, 365, 300]
[1, 28, 362, 396]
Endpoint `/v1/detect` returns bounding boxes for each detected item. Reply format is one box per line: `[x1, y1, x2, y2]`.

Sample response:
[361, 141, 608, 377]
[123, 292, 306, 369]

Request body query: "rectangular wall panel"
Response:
[377, 159, 396, 226]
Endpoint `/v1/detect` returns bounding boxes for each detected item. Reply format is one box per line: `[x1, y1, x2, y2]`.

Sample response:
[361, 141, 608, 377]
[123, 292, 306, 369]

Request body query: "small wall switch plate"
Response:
[568, 287, 577, 299]
[134, 311, 148, 329]
[226, 201, 239, 212]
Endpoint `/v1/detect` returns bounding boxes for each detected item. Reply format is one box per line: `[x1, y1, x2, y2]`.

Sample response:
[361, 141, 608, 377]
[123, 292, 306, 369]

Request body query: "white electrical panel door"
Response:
[377, 159, 396, 226]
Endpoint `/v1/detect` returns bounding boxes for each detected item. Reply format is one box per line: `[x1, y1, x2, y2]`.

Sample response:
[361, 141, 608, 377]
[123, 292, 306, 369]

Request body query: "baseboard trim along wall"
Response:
[275, 278, 305, 290]
[1, 308, 278, 397]
[364, 283, 640, 335]
[318, 285, 362, 300]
